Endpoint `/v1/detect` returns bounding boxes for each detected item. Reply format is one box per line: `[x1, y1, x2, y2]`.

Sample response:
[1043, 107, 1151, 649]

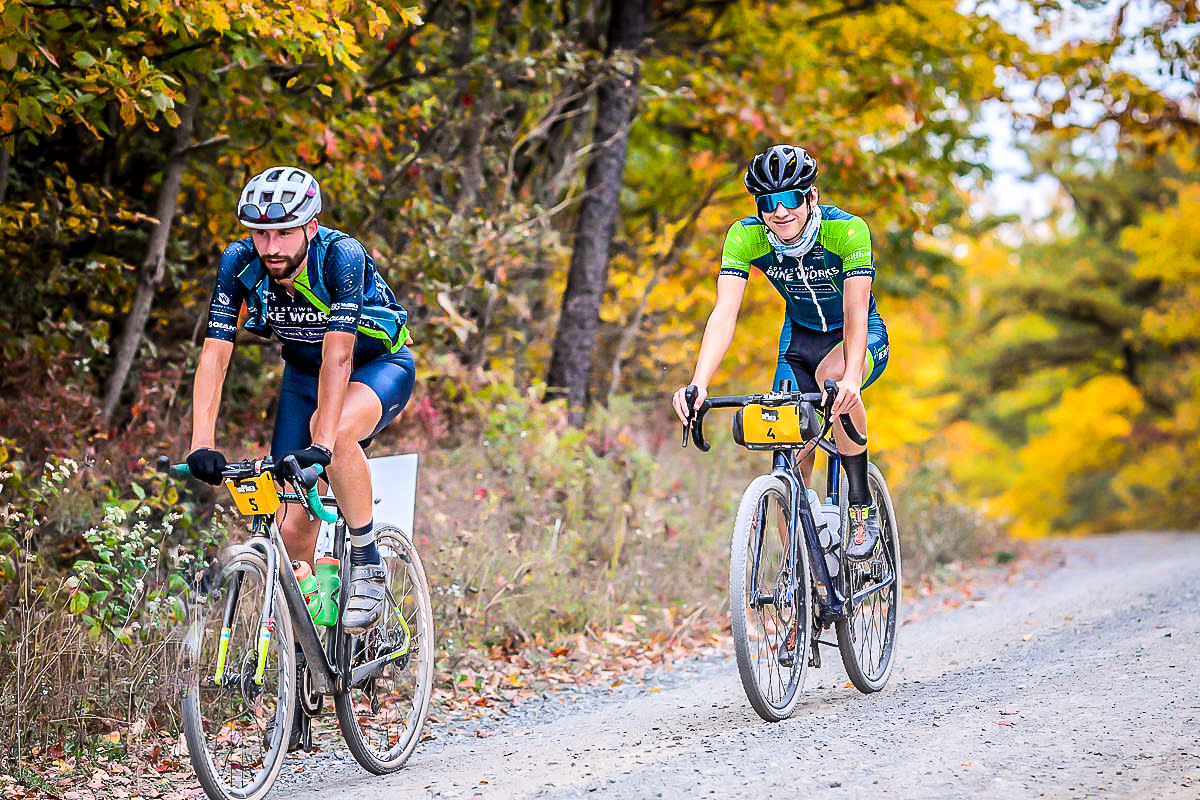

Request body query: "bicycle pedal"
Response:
[870, 559, 884, 581]
[808, 641, 821, 669]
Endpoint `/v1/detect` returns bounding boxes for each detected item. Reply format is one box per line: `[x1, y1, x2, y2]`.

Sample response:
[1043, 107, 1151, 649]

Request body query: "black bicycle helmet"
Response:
[744, 145, 819, 195]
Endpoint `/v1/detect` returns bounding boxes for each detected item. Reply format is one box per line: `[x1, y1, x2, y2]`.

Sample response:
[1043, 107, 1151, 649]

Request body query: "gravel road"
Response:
[280, 532, 1200, 799]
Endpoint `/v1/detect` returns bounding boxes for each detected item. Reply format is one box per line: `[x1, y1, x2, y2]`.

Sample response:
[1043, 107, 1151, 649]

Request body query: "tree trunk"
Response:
[545, 0, 646, 426]
[100, 84, 201, 426]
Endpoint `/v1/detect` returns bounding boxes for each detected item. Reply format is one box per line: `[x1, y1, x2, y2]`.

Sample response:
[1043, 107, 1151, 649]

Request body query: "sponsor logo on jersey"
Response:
[267, 308, 328, 325]
[767, 262, 840, 283]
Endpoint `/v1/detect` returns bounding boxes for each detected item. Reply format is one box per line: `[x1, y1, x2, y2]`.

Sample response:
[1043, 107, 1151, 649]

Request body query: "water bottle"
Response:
[807, 489, 840, 578]
[820, 499, 842, 540]
[292, 560, 321, 618]
[313, 556, 341, 626]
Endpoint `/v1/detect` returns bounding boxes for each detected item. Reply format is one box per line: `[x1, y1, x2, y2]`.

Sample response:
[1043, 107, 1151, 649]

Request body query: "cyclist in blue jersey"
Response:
[672, 145, 888, 560]
[187, 166, 414, 639]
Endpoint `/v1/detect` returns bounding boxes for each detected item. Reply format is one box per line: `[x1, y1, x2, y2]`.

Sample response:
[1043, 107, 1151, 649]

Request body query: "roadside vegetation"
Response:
[2, 0, 1196, 792]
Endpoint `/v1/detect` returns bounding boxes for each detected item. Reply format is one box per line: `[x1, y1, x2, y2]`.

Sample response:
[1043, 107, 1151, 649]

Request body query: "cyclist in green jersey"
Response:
[672, 145, 889, 560]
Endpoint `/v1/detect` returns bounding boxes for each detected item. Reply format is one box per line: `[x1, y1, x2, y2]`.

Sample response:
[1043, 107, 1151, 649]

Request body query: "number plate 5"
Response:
[224, 473, 282, 516]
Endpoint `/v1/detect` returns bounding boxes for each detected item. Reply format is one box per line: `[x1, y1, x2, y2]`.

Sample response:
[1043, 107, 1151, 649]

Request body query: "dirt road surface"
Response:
[284, 532, 1200, 799]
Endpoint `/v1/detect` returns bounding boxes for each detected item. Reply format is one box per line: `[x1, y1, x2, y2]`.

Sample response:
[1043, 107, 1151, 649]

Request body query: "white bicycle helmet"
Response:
[237, 166, 322, 229]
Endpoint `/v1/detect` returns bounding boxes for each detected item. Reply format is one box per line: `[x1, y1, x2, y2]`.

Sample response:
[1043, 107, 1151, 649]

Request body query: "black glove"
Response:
[285, 444, 333, 470]
[186, 447, 227, 486]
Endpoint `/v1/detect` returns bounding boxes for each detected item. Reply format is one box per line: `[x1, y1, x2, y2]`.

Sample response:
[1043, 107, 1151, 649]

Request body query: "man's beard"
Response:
[258, 238, 308, 280]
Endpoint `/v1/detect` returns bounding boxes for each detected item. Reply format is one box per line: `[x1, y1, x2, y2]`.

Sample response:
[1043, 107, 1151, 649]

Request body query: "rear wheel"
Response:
[835, 463, 901, 692]
[181, 550, 295, 800]
[729, 475, 809, 722]
[335, 526, 435, 773]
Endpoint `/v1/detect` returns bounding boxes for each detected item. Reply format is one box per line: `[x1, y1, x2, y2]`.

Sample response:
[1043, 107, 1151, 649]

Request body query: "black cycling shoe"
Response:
[844, 503, 881, 562]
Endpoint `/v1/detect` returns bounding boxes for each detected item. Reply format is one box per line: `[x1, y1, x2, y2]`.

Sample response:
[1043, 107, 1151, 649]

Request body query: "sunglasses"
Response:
[238, 202, 301, 224]
[755, 188, 811, 215]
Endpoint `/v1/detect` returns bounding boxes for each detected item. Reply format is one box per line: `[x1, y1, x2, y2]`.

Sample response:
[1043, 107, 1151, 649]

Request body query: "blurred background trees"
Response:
[1, 0, 1197, 553]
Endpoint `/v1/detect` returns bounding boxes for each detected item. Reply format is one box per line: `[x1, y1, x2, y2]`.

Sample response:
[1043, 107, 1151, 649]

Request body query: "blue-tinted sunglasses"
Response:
[755, 188, 811, 215]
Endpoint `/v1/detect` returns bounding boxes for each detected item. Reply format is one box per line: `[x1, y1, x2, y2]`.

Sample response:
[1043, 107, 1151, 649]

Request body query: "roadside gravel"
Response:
[278, 532, 1200, 799]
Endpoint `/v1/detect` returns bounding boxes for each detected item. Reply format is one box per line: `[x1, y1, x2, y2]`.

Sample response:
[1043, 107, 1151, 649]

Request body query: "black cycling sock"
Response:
[842, 451, 870, 506]
[349, 520, 379, 565]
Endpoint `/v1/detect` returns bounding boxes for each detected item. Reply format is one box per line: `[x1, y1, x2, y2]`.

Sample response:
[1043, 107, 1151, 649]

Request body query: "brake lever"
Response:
[821, 379, 867, 446]
[682, 385, 699, 448]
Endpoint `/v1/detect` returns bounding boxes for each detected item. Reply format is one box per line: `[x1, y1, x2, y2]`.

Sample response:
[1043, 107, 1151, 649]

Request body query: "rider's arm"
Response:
[310, 331, 356, 449]
[840, 276, 871, 388]
[310, 237, 368, 450]
[191, 243, 251, 450]
[190, 338, 234, 450]
[690, 274, 749, 390]
[831, 214, 875, 416]
[673, 275, 747, 423]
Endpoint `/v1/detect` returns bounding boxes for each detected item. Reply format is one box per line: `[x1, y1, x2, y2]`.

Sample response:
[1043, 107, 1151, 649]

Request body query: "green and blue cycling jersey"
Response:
[719, 205, 880, 333]
[720, 205, 888, 392]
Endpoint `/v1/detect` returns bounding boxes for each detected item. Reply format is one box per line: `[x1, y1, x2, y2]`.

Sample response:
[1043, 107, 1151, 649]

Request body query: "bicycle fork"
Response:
[212, 571, 242, 685]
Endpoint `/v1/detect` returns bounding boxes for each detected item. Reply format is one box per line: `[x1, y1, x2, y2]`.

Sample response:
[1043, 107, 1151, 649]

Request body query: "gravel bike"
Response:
[160, 454, 435, 800]
[681, 380, 900, 721]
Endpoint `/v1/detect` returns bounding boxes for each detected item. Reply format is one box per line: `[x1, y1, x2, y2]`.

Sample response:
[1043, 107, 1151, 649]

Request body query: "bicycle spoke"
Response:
[182, 555, 294, 800]
[731, 476, 807, 721]
[836, 464, 901, 693]
[335, 528, 434, 773]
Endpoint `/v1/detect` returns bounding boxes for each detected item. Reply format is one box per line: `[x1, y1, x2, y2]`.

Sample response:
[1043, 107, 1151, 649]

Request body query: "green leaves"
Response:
[69, 590, 89, 615]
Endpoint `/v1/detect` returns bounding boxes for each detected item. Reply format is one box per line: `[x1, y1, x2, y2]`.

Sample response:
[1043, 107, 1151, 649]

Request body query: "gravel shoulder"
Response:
[282, 532, 1200, 799]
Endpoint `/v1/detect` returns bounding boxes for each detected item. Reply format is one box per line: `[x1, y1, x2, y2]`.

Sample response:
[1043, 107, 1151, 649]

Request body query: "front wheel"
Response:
[729, 475, 810, 722]
[335, 526, 435, 773]
[181, 550, 296, 800]
[835, 462, 901, 693]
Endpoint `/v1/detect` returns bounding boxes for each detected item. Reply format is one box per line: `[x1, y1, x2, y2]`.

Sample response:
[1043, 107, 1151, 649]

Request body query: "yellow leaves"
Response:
[368, 5, 391, 38]
[1123, 183, 1200, 282]
[397, 6, 423, 27]
[998, 375, 1145, 538]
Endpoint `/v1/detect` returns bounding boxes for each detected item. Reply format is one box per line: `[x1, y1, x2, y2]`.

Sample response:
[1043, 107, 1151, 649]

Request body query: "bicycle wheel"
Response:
[181, 550, 295, 800]
[729, 475, 810, 722]
[835, 462, 901, 693]
[335, 526, 435, 773]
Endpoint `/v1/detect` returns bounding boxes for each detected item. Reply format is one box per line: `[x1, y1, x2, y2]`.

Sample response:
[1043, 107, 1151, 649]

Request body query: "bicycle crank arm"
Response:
[349, 645, 412, 688]
[849, 572, 895, 607]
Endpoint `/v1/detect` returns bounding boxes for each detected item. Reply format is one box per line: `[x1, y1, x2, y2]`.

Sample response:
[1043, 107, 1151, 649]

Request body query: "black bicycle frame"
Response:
[769, 449, 847, 622]
[243, 498, 360, 696]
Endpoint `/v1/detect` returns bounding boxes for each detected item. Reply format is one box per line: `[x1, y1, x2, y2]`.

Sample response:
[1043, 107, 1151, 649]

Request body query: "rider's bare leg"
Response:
[280, 511, 321, 570]
[814, 348, 868, 457]
[316, 382, 383, 529]
[313, 382, 389, 632]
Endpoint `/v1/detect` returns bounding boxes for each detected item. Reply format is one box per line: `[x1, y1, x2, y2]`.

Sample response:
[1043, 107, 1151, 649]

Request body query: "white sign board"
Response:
[315, 453, 419, 554]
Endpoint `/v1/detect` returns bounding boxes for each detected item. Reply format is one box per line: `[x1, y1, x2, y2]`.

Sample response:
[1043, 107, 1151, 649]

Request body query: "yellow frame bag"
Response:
[224, 472, 282, 516]
[731, 404, 805, 450]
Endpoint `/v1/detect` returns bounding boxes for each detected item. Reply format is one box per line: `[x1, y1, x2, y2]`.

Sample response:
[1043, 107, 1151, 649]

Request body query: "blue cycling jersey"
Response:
[205, 227, 409, 374]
